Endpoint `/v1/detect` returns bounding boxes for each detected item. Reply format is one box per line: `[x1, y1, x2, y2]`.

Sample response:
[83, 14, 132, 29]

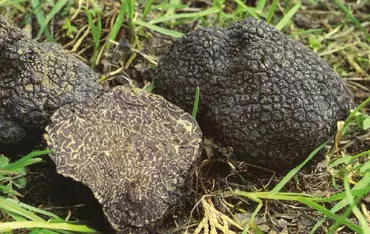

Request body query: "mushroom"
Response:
[0, 16, 100, 147]
[154, 18, 353, 170]
[45, 86, 202, 232]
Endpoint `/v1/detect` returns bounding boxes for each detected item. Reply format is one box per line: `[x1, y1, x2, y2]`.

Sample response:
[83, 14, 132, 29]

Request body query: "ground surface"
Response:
[0, 0, 369, 234]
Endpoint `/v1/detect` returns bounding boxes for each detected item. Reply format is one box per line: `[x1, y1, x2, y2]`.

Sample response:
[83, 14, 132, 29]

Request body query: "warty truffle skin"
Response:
[0, 17, 100, 147]
[154, 18, 354, 170]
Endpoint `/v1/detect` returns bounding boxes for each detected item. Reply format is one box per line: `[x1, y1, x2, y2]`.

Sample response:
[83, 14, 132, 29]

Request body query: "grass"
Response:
[0, 0, 369, 233]
[192, 86, 200, 119]
[105, 0, 126, 51]
[232, 97, 370, 234]
[333, 0, 370, 42]
[84, 6, 102, 67]
[0, 151, 97, 233]
[35, 0, 68, 40]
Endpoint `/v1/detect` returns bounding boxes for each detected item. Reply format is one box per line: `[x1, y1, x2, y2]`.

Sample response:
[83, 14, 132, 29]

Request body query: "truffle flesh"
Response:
[45, 86, 202, 232]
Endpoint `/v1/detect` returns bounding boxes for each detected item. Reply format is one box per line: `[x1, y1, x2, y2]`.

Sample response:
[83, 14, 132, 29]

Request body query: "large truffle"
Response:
[0, 17, 100, 147]
[45, 86, 202, 232]
[155, 18, 353, 170]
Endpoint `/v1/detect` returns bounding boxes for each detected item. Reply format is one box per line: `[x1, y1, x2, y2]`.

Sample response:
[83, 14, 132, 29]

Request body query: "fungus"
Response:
[0, 17, 100, 147]
[45, 86, 202, 232]
[155, 18, 353, 170]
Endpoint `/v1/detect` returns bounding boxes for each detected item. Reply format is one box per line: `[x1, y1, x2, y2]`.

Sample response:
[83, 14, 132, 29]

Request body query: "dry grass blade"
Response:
[193, 197, 243, 234]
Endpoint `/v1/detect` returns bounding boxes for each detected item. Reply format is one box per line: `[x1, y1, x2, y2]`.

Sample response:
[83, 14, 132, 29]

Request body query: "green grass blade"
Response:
[7, 211, 27, 221]
[327, 196, 362, 233]
[4, 150, 49, 170]
[85, 9, 102, 49]
[234, 191, 362, 233]
[29, 229, 60, 234]
[318, 186, 370, 203]
[84, 8, 102, 66]
[0, 199, 96, 232]
[343, 172, 370, 233]
[0, 184, 21, 196]
[145, 83, 154, 93]
[333, 0, 370, 42]
[271, 139, 330, 193]
[0, 0, 27, 7]
[256, 0, 267, 14]
[275, 3, 301, 30]
[328, 172, 370, 232]
[31, 0, 54, 41]
[0, 221, 97, 233]
[6, 158, 42, 171]
[0, 197, 44, 221]
[266, 0, 278, 23]
[310, 172, 370, 233]
[298, 196, 361, 233]
[212, 0, 224, 9]
[35, 0, 68, 40]
[192, 86, 200, 119]
[96, 14, 102, 47]
[152, 2, 187, 10]
[165, 0, 181, 16]
[241, 201, 263, 234]
[355, 171, 370, 189]
[142, 0, 155, 20]
[344, 96, 370, 126]
[233, 0, 259, 19]
[149, 7, 220, 24]
[126, 0, 136, 43]
[135, 19, 184, 38]
[6, 199, 61, 220]
[108, 0, 126, 44]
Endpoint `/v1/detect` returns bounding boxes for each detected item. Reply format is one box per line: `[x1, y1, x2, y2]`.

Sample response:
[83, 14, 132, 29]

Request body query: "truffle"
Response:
[154, 18, 353, 170]
[0, 17, 100, 147]
[45, 86, 202, 232]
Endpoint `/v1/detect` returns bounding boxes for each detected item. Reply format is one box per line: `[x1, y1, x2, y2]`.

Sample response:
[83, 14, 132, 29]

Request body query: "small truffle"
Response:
[154, 18, 353, 170]
[0, 17, 100, 147]
[45, 86, 202, 232]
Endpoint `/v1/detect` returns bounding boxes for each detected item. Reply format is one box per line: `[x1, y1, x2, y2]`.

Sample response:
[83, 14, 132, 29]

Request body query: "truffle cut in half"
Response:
[45, 86, 202, 232]
[155, 18, 354, 170]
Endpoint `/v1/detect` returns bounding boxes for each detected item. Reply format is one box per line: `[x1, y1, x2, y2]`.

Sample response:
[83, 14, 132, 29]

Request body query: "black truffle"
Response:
[45, 86, 202, 232]
[0, 17, 100, 147]
[154, 18, 353, 170]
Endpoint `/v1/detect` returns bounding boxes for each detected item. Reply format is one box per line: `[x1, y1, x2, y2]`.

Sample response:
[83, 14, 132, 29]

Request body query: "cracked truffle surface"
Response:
[45, 86, 202, 232]
[0, 17, 100, 147]
[155, 18, 353, 169]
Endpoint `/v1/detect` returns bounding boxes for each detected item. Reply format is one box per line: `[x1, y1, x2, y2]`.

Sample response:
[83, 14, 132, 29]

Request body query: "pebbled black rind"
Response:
[155, 18, 354, 170]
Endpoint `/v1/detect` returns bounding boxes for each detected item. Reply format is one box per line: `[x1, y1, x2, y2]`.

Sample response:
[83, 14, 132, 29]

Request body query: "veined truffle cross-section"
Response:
[45, 86, 202, 232]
